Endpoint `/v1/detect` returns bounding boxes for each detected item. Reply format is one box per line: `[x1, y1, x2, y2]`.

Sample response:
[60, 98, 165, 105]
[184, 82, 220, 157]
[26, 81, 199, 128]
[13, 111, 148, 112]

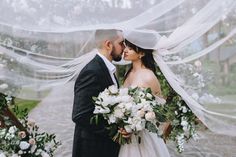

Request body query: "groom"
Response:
[72, 29, 124, 157]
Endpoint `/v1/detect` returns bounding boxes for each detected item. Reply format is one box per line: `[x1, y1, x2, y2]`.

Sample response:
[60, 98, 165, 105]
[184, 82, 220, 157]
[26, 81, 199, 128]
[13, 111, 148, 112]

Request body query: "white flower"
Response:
[11, 154, 18, 157]
[30, 145, 37, 153]
[114, 107, 124, 118]
[35, 149, 43, 156]
[0, 152, 6, 157]
[108, 85, 118, 94]
[124, 125, 132, 133]
[143, 103, 153, 112]
[41, 151, 50, 157]
[0, 83, 8, 90]
[119, 88, 128, 96]
[8, 126, 17, 134]
[181, 106, 187, 113]
[145, 111, 156, 121]
[181, 120, 188, 127]
[137, 109, 145, 118]
[19, 141, 30, 150]
[101, 95, 114, 106]
[93, 106, 110, 114]
[124, 102, 133, 111]
[108, 114, 117, 124]
[146, 93, 153, 99]
[117, 103, 125, 108]
[135, 120, 145, 131]
[155, 96, 166, 105]
[174, 111, 178, 115]
[121, 95, 132, 103]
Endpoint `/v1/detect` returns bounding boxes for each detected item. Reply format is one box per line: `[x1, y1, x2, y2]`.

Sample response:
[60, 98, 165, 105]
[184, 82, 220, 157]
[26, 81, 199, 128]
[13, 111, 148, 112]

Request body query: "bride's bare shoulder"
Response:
[140, 69, 158, 82]
[139, 69, 161, 95]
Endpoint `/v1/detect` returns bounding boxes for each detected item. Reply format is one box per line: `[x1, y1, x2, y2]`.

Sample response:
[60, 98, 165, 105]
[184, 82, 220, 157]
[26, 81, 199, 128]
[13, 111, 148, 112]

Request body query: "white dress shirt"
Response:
[97, 52, 118, 87]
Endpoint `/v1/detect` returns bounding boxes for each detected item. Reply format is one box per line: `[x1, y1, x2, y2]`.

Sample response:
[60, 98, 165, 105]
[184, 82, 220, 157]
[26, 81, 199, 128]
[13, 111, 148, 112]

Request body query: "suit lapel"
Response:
[94, 55, 114, 86]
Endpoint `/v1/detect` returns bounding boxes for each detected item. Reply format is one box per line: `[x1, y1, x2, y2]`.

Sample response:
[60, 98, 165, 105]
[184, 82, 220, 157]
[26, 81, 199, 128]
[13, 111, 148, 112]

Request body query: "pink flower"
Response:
[29, 138, 36, 145]
[18, 131, 27, 139]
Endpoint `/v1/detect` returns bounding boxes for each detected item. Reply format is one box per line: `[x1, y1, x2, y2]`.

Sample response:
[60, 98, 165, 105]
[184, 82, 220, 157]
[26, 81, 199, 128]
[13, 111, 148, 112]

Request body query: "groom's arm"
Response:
[72, 68, 108, 135]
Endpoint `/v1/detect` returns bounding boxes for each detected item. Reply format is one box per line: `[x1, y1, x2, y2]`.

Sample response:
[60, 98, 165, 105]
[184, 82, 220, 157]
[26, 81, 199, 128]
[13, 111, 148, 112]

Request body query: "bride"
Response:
[118, 36, 170, 157]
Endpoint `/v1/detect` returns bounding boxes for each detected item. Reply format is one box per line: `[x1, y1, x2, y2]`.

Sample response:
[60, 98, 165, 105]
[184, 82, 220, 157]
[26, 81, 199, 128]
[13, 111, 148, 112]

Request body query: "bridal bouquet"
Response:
[91, 85, 167, 144]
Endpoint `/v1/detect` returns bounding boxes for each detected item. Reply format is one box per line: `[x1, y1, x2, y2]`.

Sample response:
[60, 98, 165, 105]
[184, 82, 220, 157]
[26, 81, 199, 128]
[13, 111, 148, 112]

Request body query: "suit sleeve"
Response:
[72, 69, 108, 135]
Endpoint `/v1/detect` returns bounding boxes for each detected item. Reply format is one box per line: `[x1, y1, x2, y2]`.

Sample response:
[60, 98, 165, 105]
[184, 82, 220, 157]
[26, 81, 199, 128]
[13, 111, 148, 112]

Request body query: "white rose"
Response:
[114, 107, 124, 118]
[124, 102, 133, 111]
[137, 109, 145, 118]
[122, 96, 132, 103]
[108, 85, 118, 94]
[8, 126, 17, 134]
[19, 141, 30, 150]
[0, 83, 8, 90]
[124, 125, 133, 133]
[143, 103, 152, 111]
[145, 111, 156, 121]
[117, 103, 125, 109]
[135, 103, 144, 110]
[119, 88, 128, 96]
[114, 96, 122, 103]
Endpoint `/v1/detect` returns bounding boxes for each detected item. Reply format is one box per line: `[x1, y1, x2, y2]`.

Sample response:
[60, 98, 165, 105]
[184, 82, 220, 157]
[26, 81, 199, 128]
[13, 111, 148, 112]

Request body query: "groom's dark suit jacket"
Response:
[72, 55, 120, 157]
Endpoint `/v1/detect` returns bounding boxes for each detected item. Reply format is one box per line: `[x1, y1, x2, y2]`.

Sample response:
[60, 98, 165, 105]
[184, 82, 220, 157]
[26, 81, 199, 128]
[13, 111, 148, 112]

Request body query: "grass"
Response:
[10, 98, 39, 117]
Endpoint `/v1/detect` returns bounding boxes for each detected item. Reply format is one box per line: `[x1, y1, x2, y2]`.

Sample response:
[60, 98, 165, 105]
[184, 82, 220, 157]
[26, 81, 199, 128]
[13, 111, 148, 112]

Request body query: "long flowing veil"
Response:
[1, 0, 236, 156]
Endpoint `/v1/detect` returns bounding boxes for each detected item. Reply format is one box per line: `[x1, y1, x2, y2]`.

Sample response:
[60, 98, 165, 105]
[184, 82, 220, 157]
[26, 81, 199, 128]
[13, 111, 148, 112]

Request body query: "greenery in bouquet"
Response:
[0, 93, 61, 157]
[156, 66, 199, 153]
[91, 85, 167, 145]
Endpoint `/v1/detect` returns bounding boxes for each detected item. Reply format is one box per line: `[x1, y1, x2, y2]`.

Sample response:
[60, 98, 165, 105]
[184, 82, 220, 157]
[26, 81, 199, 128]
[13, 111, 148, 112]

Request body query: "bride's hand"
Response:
[119, 128, 132, 139]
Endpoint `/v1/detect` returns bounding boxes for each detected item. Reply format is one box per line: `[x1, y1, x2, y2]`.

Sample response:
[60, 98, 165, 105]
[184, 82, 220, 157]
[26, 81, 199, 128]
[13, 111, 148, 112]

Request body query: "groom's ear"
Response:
[104, 40, 113, 52]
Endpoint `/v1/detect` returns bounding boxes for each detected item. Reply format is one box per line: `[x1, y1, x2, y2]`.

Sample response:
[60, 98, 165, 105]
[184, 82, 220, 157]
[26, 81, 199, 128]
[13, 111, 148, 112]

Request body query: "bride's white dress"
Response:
[119, 130, 170, 157]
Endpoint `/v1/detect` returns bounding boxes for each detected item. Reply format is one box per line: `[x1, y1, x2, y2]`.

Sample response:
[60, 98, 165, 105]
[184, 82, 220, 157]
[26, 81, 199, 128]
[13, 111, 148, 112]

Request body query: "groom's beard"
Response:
[111, 47, 122, 62]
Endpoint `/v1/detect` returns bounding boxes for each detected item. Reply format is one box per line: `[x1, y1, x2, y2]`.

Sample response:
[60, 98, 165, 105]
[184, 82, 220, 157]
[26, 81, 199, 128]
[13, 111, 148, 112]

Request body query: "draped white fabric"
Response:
[0, 0, 236, 143]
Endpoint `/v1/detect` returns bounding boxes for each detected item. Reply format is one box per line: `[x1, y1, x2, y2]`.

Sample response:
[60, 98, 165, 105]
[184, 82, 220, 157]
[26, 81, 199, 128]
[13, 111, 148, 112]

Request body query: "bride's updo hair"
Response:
[124, 39, 156, 74]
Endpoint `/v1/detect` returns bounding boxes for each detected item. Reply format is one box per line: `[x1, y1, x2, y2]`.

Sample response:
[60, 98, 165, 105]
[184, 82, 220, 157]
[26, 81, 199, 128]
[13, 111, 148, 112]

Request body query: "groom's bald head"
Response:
[95, 29, 122, 49]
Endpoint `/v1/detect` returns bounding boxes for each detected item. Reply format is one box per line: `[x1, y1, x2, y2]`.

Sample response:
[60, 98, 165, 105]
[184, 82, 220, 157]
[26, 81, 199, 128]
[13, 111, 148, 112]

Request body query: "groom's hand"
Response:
[119, 128, 132, 138]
